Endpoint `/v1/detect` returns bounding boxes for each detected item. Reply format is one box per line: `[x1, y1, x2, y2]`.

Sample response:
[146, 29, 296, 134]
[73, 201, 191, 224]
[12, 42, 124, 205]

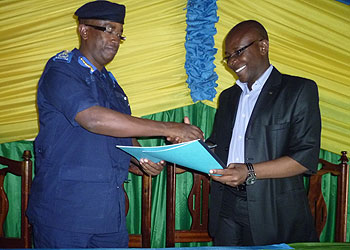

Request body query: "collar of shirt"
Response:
[236, 64, 273, 94]
[78, 56, 98, 74]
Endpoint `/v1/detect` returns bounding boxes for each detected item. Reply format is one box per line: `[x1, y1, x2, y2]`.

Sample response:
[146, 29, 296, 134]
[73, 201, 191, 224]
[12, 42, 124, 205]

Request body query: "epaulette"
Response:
[52, 50, 73, 63]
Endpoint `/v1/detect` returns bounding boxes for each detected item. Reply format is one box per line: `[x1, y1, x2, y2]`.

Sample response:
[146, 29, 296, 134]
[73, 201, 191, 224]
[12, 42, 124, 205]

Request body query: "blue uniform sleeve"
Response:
[39, 66, 99, 127]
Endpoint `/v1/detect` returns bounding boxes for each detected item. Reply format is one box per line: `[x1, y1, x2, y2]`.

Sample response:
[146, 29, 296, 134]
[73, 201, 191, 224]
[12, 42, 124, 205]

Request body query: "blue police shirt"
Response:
[27, 49, 133, 233]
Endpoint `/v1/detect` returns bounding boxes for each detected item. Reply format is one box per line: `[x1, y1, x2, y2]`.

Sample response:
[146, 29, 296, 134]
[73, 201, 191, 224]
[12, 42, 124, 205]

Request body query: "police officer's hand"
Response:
[139, 158, 165, 176]
[166, 116, 204, 143]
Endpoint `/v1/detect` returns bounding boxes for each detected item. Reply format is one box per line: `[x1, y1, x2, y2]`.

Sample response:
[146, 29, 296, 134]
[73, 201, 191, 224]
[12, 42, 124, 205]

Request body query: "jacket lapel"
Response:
[248, 67, 282, 125]
[229, 84, 242, 130]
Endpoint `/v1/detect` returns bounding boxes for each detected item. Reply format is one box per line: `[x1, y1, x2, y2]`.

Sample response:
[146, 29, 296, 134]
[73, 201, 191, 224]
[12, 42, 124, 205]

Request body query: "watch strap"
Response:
[245, 162, 257, 185]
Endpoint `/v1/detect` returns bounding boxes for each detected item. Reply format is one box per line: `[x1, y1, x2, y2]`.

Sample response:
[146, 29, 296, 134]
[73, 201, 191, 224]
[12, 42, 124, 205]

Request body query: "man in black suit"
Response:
[208, 20, 321, 246]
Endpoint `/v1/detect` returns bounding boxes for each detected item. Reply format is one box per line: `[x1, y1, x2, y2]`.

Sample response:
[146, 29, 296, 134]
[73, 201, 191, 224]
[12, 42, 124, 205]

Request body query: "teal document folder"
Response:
[116, 139, 225, 174]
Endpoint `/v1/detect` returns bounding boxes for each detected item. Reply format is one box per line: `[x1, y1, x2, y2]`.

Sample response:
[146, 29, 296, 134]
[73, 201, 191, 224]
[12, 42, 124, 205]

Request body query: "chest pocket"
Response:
[265, 122, 290, 157]
[92, 73, 130, 114]
[108, 78, 130, 115]
[110, 90, 130, 115]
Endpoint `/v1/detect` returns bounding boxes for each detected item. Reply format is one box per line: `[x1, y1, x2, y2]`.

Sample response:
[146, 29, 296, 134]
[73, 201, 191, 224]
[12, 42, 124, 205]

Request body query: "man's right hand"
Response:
[209, 163, 248, 187]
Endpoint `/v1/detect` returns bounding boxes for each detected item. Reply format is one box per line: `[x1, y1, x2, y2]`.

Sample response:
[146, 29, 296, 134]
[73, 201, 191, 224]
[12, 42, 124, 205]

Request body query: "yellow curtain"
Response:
[0, 0, 349, 154]
[0, 0, 193, 143]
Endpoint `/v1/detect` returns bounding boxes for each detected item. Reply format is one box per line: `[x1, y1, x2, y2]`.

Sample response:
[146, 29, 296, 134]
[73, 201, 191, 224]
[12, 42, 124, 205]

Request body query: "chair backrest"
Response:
[0, 150, 33, 248]
[124, 162, 152, 248]
[308, 151, 349, 242]
[166, 164, 212, 247]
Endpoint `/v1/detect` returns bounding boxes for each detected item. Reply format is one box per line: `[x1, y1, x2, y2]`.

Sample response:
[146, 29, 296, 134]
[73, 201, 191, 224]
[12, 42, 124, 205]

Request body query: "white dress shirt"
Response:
[227, 65, 273, 165]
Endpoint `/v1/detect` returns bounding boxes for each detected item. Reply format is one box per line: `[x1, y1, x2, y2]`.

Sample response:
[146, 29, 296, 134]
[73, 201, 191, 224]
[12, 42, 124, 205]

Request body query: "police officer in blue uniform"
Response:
[27, 1, 203, 248]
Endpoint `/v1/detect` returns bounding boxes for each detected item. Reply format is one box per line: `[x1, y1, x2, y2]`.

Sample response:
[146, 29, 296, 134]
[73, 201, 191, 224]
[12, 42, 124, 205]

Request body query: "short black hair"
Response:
[232, 20, 269, 41]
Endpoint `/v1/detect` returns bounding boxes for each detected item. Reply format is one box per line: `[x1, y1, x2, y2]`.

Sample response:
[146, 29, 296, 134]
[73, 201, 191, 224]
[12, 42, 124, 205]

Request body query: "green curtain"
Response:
[0, 103, 348, 247]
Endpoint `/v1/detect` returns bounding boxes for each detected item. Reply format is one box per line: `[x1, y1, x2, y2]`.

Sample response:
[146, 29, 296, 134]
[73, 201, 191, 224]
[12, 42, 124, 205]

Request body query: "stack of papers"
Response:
[116, 139, 225, 174]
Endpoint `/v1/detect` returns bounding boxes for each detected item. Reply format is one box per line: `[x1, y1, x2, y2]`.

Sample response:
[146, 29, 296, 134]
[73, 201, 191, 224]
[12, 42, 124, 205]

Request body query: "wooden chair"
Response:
[166, 164, 212, 247]
[124, 162, 152, 248]
[0, 150, 33, 248]
[308, 151, 349, 242]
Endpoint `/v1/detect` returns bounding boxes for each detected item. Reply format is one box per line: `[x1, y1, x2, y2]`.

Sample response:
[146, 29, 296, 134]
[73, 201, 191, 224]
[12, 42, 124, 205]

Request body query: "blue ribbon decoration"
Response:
[185, 0, 219, 102]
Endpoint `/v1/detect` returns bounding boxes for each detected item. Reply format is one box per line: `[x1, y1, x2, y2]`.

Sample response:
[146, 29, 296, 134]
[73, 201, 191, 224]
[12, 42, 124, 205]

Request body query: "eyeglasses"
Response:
[85, 24, 126, 41]
[222, 39, 263, 64]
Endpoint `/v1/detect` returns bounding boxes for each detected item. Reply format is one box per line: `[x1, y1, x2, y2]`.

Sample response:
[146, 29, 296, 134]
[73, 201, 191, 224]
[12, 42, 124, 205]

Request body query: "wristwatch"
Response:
[245, 163, 257, 185]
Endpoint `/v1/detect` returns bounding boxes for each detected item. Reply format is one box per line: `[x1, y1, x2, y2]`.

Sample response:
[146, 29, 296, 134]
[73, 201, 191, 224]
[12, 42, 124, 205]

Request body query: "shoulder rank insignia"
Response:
[53, 50, 73, 63]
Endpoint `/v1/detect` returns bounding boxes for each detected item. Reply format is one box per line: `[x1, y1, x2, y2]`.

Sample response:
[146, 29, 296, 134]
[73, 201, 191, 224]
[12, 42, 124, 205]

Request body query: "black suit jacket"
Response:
[208, 67, 321, 245]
